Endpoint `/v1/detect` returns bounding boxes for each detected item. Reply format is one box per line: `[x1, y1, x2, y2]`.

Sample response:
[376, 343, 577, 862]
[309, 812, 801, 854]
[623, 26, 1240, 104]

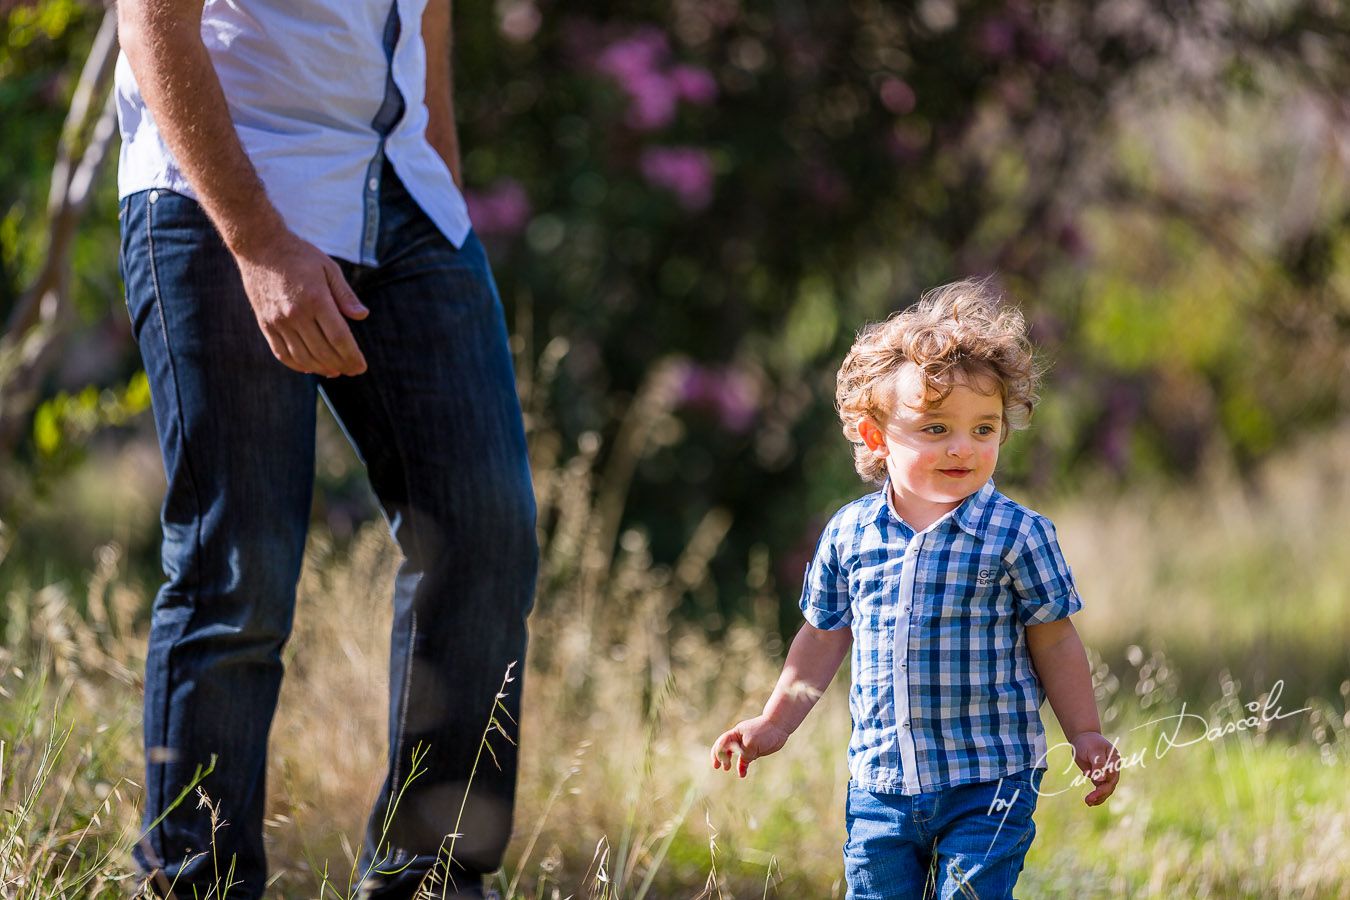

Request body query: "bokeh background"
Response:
[1, 1, 1348, 897]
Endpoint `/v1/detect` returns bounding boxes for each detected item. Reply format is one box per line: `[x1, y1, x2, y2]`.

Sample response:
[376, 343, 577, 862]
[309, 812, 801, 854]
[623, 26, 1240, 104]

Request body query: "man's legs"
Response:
[122, 189, 317, 899]
[322, 169, 537, 898]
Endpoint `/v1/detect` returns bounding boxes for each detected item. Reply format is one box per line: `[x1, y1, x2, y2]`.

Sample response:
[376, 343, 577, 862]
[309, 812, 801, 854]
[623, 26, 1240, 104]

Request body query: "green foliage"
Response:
[3, 0, 1350, 613]
[31, 372, 150, 467]
[0, 0, 101, 293]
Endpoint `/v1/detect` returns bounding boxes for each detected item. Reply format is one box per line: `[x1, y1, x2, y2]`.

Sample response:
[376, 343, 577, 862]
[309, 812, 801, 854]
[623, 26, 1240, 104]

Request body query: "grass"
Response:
[2, 412, 1348, 897]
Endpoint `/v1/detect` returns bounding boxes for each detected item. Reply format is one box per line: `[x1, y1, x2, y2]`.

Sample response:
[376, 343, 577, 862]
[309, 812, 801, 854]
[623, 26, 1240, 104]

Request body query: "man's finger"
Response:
[326, 262, 369, 320]
[278, 329, 324, 375]
[315, 303, 367, 375]
[261, 328, 298, 372]
[292, 319, 346, 377]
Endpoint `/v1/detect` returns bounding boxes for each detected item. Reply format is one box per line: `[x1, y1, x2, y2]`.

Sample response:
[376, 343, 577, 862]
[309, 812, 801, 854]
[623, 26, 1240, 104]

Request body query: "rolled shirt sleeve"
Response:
[1007, 514, 1083, 626]
[799, 520, 852, 631]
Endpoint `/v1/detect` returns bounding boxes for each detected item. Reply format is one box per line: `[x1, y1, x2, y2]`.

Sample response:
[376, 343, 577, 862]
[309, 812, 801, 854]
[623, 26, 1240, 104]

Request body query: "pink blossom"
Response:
[639, 146, 715, 211]
[878, 77, 916, 116]
[625, 73, 680, 131]
[464, 178, 531, 238]
[594, 27, 670, 82]
[673, 360, 761, 433]
[670, 65, 718, 105]
[592, 27, 719, 131]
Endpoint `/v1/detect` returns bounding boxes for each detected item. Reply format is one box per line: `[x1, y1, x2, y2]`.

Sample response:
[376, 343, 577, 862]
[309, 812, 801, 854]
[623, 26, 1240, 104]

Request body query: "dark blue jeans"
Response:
[120, 164, 537, 899]
[844, 768, 1042, 900]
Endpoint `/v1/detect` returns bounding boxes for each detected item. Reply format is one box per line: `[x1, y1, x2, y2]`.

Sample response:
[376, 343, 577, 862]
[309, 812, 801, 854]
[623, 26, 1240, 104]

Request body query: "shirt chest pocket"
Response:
[915, 552, 1014, 629]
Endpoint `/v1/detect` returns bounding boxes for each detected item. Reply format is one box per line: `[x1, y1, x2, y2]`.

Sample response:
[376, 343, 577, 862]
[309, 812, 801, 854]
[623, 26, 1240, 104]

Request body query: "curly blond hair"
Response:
[836, 278, 1040, 484]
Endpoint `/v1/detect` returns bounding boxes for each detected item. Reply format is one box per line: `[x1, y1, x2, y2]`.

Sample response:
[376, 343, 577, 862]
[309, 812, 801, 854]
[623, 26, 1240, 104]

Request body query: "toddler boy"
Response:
[711, 279, 1118, 899]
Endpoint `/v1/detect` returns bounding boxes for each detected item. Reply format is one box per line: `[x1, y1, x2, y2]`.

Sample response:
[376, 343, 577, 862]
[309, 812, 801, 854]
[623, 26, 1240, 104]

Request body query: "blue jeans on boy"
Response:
[120, 162, 537, 899]
[845, 767, 1042, 900]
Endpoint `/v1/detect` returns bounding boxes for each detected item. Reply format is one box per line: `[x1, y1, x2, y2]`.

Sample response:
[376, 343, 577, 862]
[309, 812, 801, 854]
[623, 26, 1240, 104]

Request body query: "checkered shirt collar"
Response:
[874, 477, 997, 539]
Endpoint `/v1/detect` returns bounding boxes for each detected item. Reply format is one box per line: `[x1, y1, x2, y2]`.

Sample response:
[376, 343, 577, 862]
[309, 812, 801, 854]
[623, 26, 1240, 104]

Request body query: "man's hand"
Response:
[234, 232, 370, 377]
[710, 715, 790, 778]
[118, 0, 368, 378]
[1071, 731, 1121, 807]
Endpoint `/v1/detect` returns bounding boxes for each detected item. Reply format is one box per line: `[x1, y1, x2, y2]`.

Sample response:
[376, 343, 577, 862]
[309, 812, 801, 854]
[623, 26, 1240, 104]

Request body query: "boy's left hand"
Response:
[1070, 731, 1121, 807]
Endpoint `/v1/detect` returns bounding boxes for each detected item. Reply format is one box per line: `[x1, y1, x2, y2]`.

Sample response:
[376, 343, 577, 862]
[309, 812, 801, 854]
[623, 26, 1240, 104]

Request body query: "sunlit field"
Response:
[5, 2, 1350, 897]
[2, 418, 1347, 899]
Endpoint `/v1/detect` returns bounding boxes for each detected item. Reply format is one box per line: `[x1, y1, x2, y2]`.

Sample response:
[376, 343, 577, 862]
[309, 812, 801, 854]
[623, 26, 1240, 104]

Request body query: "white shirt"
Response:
[115, 0, 471, 263]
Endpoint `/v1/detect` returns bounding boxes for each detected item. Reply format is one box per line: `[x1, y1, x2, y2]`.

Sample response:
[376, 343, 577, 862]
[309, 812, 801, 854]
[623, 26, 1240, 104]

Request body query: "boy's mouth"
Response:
[937, 467, 973, 478]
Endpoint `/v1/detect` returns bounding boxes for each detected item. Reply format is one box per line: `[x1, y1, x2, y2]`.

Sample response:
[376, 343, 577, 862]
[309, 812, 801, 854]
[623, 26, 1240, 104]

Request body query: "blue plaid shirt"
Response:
[800, 478, 1083, 795]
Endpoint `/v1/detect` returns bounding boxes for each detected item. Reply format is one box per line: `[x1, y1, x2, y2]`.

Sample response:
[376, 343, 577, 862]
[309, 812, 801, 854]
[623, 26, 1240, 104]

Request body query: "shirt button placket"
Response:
[899, 533, 922, 789]
[900, 544, 910, 669]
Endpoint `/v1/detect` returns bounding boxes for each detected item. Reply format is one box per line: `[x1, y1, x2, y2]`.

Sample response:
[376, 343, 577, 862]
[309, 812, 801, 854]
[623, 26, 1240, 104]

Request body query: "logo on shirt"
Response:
[976, 568, 998, 586]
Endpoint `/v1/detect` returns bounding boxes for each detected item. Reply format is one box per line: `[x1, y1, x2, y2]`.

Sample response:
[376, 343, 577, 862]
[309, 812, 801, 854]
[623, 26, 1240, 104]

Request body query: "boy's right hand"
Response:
[710, 716, 790, 778]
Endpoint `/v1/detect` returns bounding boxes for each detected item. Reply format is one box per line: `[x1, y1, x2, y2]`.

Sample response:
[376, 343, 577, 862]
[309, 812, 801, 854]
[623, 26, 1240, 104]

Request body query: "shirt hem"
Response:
[851, 762, 1047, 796]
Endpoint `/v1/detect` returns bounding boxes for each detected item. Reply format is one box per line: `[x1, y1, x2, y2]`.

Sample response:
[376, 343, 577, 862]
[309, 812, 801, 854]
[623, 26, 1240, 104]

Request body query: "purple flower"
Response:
[592, 27, 719, 131]
[639, 146, 715, 211]
[670, 65, 718, 106]
[714, 369, 760, 433]
[673, 360, 762, 433]
[594, 27, 670, 81]
[878, 77, 916, 116]
[464, 178, 531, 238]
[625, 72, 680, 131]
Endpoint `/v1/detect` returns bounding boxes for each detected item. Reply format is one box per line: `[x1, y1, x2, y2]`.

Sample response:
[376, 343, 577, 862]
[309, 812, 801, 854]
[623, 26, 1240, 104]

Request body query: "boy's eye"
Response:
[975, 424, 996, 435]
[922, 424, 946, 435]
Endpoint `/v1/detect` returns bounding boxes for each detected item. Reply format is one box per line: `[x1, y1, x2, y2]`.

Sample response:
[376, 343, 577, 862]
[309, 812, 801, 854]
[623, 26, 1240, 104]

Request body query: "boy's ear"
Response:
[858, 417, 888, 457]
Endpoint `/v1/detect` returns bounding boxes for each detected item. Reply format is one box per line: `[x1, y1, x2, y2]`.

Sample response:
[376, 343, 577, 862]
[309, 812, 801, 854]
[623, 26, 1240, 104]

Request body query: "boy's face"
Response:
[860, 362, 1004, 511]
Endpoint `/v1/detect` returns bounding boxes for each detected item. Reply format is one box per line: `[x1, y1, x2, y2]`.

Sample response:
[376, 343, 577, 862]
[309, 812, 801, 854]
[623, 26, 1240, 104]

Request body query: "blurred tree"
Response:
[2, 0, 1348, 618]
[453, 0, 1350, 616]
[0, 4, 118, 457]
